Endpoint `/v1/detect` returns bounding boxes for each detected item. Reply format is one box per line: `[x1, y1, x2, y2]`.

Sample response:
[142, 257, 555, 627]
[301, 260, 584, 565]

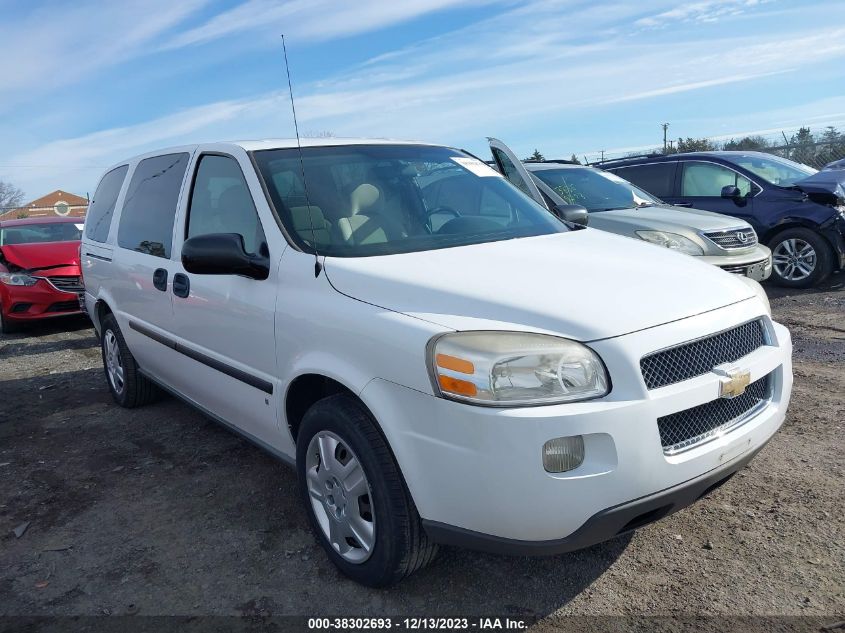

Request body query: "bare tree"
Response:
[0, 180, 25, 212]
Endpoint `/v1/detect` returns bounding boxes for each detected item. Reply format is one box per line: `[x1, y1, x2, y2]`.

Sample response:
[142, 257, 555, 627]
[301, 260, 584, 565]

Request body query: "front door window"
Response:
[681, 162, 752, 197]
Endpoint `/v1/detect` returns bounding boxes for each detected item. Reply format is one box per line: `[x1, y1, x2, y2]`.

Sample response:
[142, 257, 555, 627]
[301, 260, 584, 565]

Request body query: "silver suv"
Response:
[488, 139, 772, 281]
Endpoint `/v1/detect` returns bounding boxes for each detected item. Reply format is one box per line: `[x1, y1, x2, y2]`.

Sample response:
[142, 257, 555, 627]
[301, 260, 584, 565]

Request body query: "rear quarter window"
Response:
[609, 162, 677, 198]
[85, 165, 129, 243]
[117, 153, 190, 258]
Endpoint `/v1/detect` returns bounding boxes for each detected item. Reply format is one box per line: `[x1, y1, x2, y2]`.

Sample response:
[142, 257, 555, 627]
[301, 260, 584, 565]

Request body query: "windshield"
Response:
[0, 222, 83, 246]
[531, 167, 660, 212]
[252, 145, 566, 257]
[725, 154, 816, 187]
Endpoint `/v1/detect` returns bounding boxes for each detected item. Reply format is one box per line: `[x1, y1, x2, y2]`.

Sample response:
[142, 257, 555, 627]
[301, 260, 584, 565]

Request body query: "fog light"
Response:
[542, 436, 585, 473]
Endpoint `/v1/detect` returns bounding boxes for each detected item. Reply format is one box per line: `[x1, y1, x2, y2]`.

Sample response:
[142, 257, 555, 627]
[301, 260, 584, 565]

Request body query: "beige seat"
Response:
[336, 183, 405, 245]
[290, 205, 331, 246]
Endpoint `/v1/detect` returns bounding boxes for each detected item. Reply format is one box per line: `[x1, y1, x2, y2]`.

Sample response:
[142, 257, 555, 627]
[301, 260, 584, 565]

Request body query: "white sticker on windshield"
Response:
[451, 156, 502, 177]
[74, 223, 84, 230]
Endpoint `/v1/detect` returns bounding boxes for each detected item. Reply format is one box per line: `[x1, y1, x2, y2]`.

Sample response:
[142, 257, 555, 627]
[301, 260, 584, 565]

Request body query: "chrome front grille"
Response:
[43, 276, 84, 293]
[704, 227, 758, 250]
[641, 319, 766, 390]
[657, 372, 772, 454]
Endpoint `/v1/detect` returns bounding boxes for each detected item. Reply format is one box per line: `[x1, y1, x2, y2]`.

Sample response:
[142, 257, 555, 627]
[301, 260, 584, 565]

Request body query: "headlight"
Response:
[636, 230, 704, 256]
[737, 276, 771, 317]
[0, 272, 38, 286]
[428, 331, 609, 406]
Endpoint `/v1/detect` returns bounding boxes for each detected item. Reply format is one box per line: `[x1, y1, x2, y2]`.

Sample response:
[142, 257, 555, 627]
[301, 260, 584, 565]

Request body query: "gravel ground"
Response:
[0, 274, 842, 623]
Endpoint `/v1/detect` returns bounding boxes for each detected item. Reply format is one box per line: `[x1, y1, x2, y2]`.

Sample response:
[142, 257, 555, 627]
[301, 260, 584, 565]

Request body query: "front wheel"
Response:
[296, 394, 438, 586]
[0, 306, 19, 335]
[769, 228, 833, 288]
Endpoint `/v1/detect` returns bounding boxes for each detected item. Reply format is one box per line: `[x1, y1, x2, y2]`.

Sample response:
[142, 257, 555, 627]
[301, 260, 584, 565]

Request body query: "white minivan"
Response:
[81, 138, 792, 586]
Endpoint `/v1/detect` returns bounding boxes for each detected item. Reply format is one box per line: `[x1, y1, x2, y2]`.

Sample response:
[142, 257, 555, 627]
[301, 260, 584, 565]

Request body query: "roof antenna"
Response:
[282, 34, 322, 278]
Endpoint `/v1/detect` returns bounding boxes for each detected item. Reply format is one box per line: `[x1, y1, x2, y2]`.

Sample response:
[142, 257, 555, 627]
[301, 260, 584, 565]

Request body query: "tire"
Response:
[100, 313, 158, 408]
[0, 306, 20, 335]
[296, 394, 438, 586]
[769, 227, 834, 288]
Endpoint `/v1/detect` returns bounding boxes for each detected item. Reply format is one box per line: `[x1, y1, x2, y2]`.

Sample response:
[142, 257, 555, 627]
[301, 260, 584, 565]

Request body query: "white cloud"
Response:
[0, 0, 209, 105]
[162, 0, 510, 50]
[635, 0, 769, 28]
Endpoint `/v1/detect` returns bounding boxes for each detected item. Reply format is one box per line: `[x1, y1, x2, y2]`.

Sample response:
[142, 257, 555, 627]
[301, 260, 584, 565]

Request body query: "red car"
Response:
[0, 217, 84, 334]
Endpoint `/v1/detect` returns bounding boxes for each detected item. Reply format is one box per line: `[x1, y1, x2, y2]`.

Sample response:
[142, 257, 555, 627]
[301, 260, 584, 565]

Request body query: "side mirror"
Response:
[721, 185, 741, 199]
[552, 204, 589, 226]
[182, 233, 269, 280]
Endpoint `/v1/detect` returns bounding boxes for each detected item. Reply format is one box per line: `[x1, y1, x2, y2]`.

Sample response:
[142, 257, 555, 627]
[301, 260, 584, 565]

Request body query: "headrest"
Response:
[349, 183, 380, 215]
[289, 206, 327, 230]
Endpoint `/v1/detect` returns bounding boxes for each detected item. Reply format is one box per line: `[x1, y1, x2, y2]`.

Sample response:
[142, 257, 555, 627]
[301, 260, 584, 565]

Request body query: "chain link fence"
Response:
[583, 126, 845, 170]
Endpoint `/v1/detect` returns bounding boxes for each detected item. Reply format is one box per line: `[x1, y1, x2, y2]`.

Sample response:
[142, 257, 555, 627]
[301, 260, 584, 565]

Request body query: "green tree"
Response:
[818, 126, 844, 164]
[788, 126, 815, 165]
[569, 154, 581, 164]
[676, 137, 717, 153]
[525, 149, 545, 162]
[723, 135, 771, 151]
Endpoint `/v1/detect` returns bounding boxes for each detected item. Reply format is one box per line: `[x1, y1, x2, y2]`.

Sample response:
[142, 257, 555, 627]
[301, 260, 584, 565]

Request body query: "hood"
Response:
[794, 170, 845, 200]
[597, 204, 752, 232]
[324, 230, 755, 341]
[0, 241, 80, 275]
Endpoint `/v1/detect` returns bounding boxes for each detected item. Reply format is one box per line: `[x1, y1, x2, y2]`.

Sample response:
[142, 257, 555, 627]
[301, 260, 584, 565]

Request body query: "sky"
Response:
[2, 0, 845, 200]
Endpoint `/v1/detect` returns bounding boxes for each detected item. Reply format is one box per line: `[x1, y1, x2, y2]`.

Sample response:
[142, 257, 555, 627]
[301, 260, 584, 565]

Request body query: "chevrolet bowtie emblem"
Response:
[714, 366, 751, 399]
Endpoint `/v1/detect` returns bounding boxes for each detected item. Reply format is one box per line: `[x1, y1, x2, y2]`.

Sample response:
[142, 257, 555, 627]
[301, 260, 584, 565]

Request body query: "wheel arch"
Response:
[285, 373, 360, 442]
[762, 219, 828, 245]
[93, 297, 115, 337]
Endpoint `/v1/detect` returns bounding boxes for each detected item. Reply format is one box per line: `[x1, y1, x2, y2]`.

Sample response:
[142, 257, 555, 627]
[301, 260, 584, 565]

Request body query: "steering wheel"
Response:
[425, 206, 461, 232]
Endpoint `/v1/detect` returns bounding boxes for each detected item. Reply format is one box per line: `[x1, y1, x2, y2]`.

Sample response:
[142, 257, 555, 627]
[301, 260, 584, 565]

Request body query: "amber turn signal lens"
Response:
[435, 353, 474, 374]
[438, 374, 478, 396]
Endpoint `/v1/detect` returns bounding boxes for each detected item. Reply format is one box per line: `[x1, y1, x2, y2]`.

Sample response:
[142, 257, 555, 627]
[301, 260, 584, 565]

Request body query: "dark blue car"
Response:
[598, 151, 845, 287]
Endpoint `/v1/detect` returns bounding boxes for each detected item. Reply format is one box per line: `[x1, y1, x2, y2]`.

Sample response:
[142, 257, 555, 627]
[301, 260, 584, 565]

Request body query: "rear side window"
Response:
[117, 153, 189, 258]
[610, 163, 676, 198]
[186, 155, 266, 256]
[85, 165, 128, 243]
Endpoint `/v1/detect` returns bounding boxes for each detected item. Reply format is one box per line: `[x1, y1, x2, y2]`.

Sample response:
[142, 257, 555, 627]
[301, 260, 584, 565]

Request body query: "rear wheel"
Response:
[100, 314, 158, 408]
[769, 228, 833, 288]
[296, 394, 438, 586]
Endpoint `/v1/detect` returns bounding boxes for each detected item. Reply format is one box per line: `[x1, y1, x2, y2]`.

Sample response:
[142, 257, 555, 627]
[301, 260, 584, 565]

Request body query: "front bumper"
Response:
[359, 300, 792, 546]
[699, 245, 772, 281]
[423, 440, 763, 555]
[0, 279, 82, 322]
[822, 218, 845, 269]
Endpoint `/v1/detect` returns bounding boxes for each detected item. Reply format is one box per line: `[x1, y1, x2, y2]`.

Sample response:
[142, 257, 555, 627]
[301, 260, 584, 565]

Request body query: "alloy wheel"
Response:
[305, 431, 375, 563]
[772, 238, 816, 281]
[104, 330, 125, 395]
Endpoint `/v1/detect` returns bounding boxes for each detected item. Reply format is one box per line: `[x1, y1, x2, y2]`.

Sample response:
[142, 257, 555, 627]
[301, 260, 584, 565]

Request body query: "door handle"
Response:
[152, 268, 168, 291]
[673, 202, 693, 208]
[173, 273, 190, 298]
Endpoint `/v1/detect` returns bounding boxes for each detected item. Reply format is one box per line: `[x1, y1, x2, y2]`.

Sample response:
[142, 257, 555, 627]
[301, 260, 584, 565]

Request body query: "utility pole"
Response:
[662, 122, 670, 154]
[600, 150, 605, 162]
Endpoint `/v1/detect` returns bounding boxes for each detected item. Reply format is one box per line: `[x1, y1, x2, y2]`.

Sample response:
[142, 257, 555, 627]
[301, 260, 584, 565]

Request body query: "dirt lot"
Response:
[0, 275, 843, 622]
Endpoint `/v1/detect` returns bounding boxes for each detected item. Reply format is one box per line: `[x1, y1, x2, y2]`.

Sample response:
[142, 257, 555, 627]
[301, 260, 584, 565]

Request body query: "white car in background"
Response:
[81, 138, 792, 586]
